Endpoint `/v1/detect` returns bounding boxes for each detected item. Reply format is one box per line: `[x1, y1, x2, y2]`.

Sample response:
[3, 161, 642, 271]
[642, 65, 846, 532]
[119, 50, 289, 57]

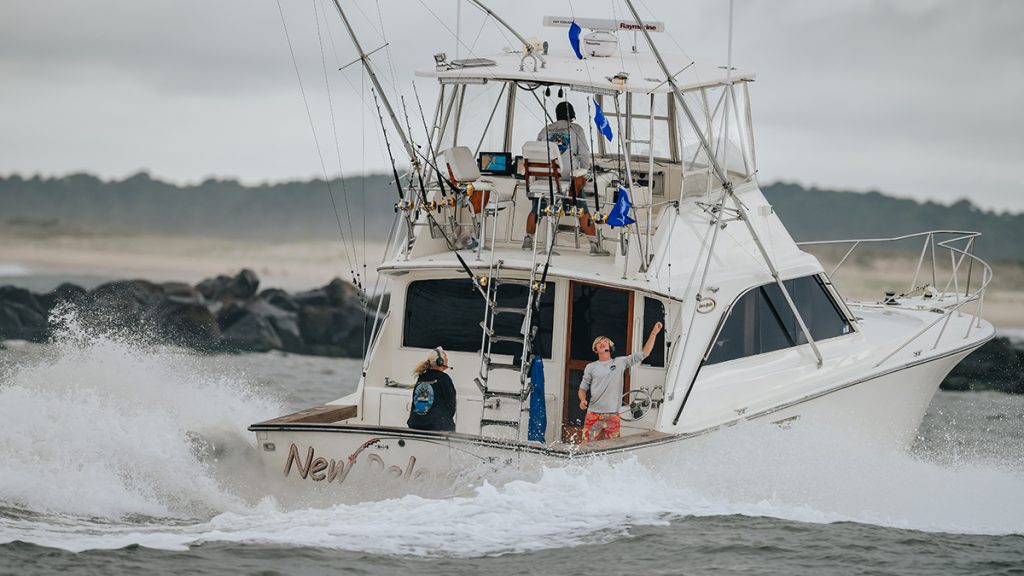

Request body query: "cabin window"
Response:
[642, 297, 666, 367]
[403, 279, 555, 358]
[705, 275, 851, 365]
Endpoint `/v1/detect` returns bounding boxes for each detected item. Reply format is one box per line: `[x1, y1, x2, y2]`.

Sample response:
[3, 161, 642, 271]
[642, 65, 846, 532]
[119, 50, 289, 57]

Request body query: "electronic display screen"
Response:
[478, 152, 514, 175]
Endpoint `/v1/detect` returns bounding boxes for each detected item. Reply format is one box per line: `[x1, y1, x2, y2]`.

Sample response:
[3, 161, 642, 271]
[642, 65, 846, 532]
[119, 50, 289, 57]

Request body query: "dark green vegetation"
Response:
[0, 171, 397, 242]
[2, 172, 1021, 392]
[2, 173, 1022, 262]
[764, 182, 1024, 263]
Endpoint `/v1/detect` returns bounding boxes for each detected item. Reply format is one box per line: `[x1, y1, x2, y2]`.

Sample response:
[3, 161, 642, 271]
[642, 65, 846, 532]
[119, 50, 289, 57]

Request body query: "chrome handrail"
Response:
[797, 230, 992, 368]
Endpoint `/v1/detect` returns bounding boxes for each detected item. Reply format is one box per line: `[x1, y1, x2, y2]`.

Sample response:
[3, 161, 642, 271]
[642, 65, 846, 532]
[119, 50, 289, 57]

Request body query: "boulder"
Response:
[0, 300, 47, 342]
[259, 288, 299, 312]
[324, 277, 362, 308]
[37, 282, 86, 313]
[79, 279, 166, 334]
[161, 281, 204, 303]
[942, 337, 1024, 394]
[148, 298, 220, 350]
[219, 306, 282, 352]
[292, 288, 330, 308]
[239, 299, 303, 353]
[195, 268, 259, 302]
[0, 286, 43, 315]
[299, 305, 367, 357]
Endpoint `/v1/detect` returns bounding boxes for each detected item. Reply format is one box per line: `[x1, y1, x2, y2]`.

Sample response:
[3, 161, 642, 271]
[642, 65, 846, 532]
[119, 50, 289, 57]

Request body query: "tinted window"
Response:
[404, 279, 555, 358]
[705, 275, 851, 365]
[569, 284, 631, 360]
[642, 297, 666, 367]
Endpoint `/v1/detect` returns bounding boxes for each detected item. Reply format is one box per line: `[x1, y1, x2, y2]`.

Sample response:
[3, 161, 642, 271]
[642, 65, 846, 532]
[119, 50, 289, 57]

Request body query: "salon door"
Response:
[562, 281, 633, 443]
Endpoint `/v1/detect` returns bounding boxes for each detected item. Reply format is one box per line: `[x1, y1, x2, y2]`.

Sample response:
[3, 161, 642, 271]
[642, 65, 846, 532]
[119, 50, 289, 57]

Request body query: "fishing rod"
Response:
[532, 86, 560, 294]
[585, 97, 601, 215]
[374, 86, 481, 293]
[409, 84, 461, 236]
[412, 82, 462, 200]
[371, 88, 406, 203]
[400, 94, 429, 206]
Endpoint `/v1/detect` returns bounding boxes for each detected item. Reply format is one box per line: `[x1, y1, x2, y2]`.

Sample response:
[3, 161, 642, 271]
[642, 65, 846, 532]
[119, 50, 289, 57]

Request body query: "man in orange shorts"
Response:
[578, 321, 662, 442]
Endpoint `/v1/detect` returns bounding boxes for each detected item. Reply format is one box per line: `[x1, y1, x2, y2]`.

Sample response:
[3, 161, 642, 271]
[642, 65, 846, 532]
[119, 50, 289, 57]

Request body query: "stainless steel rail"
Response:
[798, 230, 993, 368]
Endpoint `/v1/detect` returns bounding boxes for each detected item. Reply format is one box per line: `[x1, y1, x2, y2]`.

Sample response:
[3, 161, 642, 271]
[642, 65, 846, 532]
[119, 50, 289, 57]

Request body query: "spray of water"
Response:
[0, 306, 283, 520]
[1, 306, 1022, 556]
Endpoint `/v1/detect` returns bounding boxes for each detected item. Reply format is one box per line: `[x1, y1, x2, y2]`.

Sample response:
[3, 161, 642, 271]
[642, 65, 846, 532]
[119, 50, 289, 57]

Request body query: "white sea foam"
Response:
[1, 308, 1023, 556]
[0, 306, 283, 520]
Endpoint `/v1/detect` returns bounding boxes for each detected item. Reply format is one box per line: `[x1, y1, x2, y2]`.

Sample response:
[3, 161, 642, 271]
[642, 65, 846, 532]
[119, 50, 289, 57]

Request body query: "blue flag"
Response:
[606, 186, 636, 227]
[568, 21, 583, 60]
[528, 356, 547, 442]
[593, 98, 613, 142]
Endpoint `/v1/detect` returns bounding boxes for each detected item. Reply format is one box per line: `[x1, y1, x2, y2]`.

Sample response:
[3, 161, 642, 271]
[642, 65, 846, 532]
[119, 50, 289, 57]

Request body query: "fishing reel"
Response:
[394, 199, 415, 213]
[593, 212, 608, 224]
[620, 388, 653, 421]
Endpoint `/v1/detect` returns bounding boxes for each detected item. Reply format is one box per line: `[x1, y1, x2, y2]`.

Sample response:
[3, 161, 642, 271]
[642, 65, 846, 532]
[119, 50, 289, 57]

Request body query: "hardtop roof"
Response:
[415, 50, 754, 94]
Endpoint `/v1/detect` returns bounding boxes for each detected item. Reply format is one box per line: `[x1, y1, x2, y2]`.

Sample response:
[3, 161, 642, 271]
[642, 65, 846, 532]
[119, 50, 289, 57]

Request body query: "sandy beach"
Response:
[1, 232, 1021, 329]
[0, 233, 387, 293]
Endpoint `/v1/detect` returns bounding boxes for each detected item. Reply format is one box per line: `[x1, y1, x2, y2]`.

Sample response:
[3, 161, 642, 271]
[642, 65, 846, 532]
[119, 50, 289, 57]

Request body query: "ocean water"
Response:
[1, 311, 1023, 575]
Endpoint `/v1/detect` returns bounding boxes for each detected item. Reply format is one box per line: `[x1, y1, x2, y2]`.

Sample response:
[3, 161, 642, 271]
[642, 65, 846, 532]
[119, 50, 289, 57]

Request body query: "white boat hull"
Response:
[250, 343, 979, 496]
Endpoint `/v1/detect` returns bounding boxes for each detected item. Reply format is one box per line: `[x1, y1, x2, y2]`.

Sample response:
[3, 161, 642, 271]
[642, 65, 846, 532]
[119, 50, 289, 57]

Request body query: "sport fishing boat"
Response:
[250, 0, 994, 490]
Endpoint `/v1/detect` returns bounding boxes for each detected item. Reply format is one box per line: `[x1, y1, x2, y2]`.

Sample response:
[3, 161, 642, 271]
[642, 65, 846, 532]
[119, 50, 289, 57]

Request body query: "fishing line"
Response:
[415, 0, 510, 68]
[361, 68, 368, 356]
[314, 0, 361, 283]
[373, 0, 405, 104]
[276, 0, 358, 285]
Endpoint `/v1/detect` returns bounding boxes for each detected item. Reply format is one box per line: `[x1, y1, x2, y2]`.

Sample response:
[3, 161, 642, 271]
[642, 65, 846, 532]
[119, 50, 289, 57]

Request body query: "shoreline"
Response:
[0, 234, 386, 293]
[2, 233, 1023, 329]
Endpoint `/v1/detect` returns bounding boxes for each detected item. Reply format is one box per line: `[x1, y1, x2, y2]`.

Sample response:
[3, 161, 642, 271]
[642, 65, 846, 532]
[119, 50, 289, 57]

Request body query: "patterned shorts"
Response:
[583, 412, 621, 442]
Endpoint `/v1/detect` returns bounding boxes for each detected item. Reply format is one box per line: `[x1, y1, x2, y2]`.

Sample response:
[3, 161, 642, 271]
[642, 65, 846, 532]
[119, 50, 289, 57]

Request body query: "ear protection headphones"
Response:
[434, 347, 445, 368]
[592, 337, 615, 354]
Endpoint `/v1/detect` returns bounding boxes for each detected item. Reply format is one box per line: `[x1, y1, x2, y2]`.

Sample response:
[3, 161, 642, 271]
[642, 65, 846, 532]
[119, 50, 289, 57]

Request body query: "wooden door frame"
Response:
[561, 281, 634, 442]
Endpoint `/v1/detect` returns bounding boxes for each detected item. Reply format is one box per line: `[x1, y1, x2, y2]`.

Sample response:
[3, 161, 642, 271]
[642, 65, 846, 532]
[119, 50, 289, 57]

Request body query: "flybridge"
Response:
[542, 16, 665, 33]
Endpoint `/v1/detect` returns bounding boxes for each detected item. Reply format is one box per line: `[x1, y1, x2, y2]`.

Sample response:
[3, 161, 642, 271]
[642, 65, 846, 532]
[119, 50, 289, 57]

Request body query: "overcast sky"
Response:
[2, 0, 1022, 211]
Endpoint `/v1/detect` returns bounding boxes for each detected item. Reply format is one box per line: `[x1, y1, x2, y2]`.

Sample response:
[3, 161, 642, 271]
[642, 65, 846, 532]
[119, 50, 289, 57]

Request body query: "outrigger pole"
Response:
[329, 0, 418, 167]
[331, 0, 483, 297]
[621, 1, 824, 422]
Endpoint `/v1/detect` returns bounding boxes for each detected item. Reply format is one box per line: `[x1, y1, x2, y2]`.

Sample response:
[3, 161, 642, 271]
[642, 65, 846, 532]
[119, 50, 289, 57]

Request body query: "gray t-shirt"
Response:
[580, 352, 644, 414]
[537, 120, 591, 177]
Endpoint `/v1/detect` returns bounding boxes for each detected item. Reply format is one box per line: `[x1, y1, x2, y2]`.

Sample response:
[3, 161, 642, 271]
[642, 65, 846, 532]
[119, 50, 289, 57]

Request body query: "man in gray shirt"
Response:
[578, 321, 663, 442]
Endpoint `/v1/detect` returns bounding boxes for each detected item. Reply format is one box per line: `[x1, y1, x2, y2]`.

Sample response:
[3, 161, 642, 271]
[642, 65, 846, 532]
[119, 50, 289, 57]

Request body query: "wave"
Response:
[0, 306, 283, 520]
[1, 307, 1022, 556]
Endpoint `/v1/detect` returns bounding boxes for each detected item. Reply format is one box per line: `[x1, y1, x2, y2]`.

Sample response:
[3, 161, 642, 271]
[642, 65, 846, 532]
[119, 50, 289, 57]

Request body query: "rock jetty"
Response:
[0, 270, 377, 357]
[0, 272, 1020, 394]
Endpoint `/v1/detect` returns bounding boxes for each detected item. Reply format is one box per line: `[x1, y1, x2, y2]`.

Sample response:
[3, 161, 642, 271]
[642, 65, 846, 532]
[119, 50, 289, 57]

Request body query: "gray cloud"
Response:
[1, 0, 1021, 210]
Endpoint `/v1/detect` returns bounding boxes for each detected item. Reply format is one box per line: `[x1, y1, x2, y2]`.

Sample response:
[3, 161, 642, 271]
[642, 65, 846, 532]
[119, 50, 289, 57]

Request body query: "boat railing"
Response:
[797, 230, 993, 368]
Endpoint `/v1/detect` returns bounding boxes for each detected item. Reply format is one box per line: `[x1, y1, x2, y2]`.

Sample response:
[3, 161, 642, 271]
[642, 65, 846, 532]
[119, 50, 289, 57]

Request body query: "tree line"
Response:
[2, 172, 1021, 263]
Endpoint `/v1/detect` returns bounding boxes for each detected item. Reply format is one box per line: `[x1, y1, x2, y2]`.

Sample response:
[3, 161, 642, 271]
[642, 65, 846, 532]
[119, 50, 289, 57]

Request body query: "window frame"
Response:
[701, 274, 854, 366]
[401, 277, 557, 359]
